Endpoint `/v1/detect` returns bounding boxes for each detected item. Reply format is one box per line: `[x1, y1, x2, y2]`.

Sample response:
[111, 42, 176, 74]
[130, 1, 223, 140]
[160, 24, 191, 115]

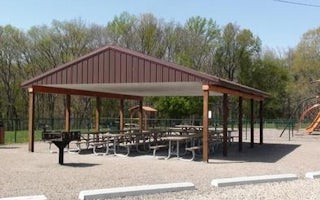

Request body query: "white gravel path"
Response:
[1, 129, 320, 200]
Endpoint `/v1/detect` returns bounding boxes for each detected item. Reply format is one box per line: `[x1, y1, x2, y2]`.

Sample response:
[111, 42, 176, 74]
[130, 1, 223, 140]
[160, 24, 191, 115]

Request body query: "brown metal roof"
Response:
[21, 45, 269, 100]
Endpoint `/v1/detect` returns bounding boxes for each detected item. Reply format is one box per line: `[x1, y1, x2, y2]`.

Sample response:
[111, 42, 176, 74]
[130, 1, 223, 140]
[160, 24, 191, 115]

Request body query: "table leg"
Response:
[166, 140, 172, 159]
[135, 135, 143, 153]
[113, 138, 117, 155]
[105, 138, 109, 155]
[176, 141, 180, 158]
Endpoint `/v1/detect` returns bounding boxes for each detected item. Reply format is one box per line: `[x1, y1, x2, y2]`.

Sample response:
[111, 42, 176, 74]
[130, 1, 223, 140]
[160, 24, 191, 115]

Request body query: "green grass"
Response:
[3, 129, 90, 144]
[4, 130, 43, 144]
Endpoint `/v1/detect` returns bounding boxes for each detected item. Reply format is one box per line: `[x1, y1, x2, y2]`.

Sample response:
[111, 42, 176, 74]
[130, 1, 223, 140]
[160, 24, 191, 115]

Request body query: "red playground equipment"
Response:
[299, 103, 320, 134]
[280, 96, 320, 138]
[306, 113, 320, 133]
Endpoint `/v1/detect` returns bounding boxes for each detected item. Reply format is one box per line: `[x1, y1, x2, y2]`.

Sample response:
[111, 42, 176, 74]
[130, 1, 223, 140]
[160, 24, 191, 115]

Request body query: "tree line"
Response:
[0, 12, 318, 130]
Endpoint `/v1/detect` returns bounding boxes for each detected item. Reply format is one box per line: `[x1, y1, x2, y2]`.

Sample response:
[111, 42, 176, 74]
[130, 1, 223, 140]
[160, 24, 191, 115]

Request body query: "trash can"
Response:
[0, 119, 4, 144]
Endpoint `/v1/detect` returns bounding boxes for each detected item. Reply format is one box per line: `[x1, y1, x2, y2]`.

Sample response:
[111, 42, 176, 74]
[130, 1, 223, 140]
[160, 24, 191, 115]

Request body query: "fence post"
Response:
[0, 119, 4, 144]
[14, 118, 17, 143]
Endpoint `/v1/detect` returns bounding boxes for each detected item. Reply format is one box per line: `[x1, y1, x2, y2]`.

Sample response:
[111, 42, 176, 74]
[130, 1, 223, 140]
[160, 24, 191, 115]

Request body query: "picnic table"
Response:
[82, 130, 153, 156]
[175, 125, 203, 131]
[162, 134, 201, 159]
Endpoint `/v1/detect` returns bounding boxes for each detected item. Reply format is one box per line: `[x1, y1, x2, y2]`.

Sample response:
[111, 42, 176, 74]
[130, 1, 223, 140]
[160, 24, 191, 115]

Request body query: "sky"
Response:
[1, 0, 320, 49]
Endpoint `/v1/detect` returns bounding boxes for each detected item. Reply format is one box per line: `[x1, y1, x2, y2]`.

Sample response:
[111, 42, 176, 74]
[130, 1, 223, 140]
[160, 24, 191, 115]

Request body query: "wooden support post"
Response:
[119, 99, 124, 131]
[65, 95, 71, 132]
[139, 100, 143, 130]
[28, 88, 35, 152]
[238, 96, 243, 152]
[95, 97, 101, 132]
[202, 89, 209, 162]
[250, 99, 254, 148]
[144, 113, 148, 130]
[259, 101, 264, 145]
[222, 93, 228, 156]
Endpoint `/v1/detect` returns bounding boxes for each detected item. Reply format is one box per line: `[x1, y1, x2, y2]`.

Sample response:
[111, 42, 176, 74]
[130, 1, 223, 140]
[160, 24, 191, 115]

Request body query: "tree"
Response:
[107, 12, 137, 49]
[175, 16, 220, 73]
[241, 49, 290, 118]
[154, 97, 202, 120]
[0, 25, 29, 128]
[0, 13, 308, 128]
[215, 23, 261, 81]
[136, 13, 164, 57]
[292, 27, 320, 98]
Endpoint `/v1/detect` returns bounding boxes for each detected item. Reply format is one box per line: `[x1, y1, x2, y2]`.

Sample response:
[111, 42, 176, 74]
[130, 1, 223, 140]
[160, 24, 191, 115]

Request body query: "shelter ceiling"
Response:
[46, 82, 222, 97]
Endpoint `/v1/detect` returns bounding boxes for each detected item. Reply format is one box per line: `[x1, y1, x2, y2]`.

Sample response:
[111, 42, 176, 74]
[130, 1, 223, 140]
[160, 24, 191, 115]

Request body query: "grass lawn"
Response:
[4, 130, 43, 144]
[3, 129, 88, 144]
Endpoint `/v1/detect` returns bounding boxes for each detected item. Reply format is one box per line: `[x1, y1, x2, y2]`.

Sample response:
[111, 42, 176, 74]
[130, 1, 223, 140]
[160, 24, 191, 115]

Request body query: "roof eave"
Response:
[217, 78, 270, 98]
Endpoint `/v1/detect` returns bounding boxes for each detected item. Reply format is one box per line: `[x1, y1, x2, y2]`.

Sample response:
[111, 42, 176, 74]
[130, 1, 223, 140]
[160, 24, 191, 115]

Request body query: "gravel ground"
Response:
[1, 128, 320, 200]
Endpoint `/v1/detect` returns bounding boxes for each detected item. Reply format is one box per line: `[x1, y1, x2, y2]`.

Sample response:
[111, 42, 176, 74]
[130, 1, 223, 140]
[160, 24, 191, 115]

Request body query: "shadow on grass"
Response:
[62, 163, 101, 168]
[208, 142, 300, 163]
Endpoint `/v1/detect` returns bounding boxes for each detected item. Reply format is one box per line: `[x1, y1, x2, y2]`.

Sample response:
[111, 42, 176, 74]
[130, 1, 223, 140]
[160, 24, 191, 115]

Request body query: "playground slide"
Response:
[306, 113, 320, 134]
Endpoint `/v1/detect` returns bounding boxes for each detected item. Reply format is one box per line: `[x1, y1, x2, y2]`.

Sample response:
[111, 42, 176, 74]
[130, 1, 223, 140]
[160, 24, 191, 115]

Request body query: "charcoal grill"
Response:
[42, 131, 81, 164]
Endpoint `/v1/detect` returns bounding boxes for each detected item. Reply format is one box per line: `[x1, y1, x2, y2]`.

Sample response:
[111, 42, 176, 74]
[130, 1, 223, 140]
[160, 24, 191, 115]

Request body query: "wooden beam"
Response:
[28, 88, 35, 152]
[250, 99, 254, 148]
[259, 100, 264, 145]
[202, 89, 209, 162]
[95, 97, 101, 132]
[203, 85, 264, 101]
[32, 85, 143, 101]
[119, 99, 124, 131]
[222, 93, 228, 156]
[238, 96, 243, 152]
[65, 95, 71, 132]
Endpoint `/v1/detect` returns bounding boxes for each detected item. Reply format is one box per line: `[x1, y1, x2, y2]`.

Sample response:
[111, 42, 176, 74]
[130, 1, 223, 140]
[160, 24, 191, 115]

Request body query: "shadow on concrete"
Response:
[69, 141, 300, 164]
[62, 163, 100, 168]
[208, 142, 300, 163]
[76, 149, 94, 155]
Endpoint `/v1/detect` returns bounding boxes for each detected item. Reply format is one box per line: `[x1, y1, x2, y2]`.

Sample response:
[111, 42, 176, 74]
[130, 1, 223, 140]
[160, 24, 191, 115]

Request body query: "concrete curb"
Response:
[0, 195, 47, 200]
[305, 171, 320, 179]
[78, 182, 195, 200]
[211, 174, 298, 187]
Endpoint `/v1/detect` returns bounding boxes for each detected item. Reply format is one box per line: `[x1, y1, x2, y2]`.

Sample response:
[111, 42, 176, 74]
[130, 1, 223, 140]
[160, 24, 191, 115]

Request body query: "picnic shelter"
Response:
[21, 45, 269, 162]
